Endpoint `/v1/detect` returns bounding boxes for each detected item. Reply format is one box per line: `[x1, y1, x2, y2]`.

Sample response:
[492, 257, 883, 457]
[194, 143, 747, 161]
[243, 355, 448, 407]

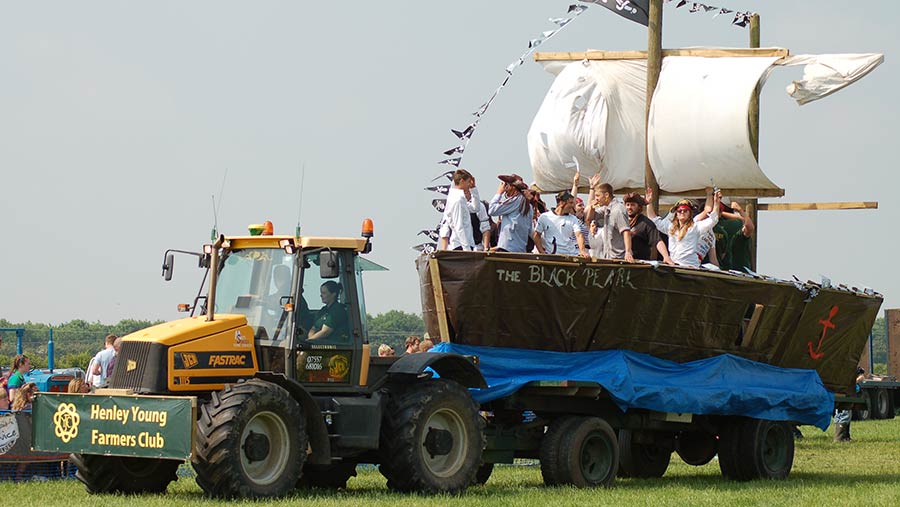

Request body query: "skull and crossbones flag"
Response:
[581, 0, 650, 26]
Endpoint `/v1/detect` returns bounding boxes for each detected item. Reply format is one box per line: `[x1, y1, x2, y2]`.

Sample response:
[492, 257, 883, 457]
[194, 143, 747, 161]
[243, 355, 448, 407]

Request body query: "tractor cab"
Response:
[160, 219, 383, 393]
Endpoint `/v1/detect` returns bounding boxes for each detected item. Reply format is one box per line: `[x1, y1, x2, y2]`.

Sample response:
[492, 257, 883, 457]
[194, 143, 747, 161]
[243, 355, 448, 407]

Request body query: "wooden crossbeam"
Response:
[757, 201, 878, 211]
[534, 47, 790, 62]
[565, 186, 785, 198]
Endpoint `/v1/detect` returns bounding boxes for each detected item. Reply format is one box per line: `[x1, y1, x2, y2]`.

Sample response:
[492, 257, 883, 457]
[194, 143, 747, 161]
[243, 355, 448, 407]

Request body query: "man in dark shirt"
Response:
[624, 192, 674, 264]
[714, 200, 755, 272]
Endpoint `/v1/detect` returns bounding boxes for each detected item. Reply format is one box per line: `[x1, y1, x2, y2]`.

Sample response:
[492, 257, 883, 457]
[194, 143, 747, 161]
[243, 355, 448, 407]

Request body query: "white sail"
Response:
[527, 51, 883, 195]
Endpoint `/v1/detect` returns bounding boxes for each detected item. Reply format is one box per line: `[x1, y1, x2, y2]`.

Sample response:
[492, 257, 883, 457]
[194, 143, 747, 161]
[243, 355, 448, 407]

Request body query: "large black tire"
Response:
[474, 463, 494, 485]
[556, 417, 619, 488]
[297, 463, 357, 489]
[70, 454, 181, 494]
[617, 429, 671, 478]
[540, 416, 581, 486]
[379, 379, 484, 494]
[192, 379, 307, 498]
[873, 389, 893, 419]
[719, 418, 794, 481]
[675, 431, 717, 466]
[717, 418, 745, 481]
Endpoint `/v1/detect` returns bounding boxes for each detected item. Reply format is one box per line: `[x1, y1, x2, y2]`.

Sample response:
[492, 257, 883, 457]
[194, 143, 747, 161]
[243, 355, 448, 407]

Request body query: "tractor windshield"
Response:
[214, 248, 296, 341]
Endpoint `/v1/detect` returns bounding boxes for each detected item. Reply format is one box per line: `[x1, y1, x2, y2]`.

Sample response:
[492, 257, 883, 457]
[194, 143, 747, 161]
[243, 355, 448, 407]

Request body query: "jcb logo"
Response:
[126, 360, 137, 372]
[209, 354, 247, 368]
[181, 353, 199, 369]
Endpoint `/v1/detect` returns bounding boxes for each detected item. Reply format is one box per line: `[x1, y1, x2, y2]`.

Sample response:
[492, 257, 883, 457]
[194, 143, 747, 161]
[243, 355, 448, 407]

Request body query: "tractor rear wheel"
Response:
[192, 379, 306, 498]
[70, 454, 181, 494]
[617, 429, 671, 478]
[379, 379, 484, 494]
[539, 416, 581, 486]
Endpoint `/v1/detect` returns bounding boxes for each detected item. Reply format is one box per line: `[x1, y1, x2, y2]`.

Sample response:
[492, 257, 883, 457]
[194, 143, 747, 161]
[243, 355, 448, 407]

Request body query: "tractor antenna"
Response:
[295, 162, 305, 237]
[211, 169, 228, 240]
[210, 195, 218, 241]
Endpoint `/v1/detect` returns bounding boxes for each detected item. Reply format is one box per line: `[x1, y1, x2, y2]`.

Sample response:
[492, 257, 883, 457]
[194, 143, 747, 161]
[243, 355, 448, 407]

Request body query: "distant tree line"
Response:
[0, 314, 891, 372]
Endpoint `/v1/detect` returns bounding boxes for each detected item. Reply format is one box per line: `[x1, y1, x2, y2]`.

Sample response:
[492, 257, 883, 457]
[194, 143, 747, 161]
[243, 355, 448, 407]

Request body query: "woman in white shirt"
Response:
[645, 188, 721, 268]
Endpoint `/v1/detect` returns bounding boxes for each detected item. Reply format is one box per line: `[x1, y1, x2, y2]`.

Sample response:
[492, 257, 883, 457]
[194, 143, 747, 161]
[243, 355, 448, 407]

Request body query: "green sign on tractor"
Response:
[32, 393, 195, 460]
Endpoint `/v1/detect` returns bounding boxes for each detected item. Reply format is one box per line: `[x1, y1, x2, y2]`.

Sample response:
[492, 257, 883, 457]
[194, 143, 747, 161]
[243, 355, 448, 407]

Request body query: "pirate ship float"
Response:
[418, 6, 884, 396]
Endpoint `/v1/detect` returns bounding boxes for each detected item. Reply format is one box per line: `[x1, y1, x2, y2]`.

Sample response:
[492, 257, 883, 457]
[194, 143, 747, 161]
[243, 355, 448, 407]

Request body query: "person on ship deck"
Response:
[645, 186, 721, 268]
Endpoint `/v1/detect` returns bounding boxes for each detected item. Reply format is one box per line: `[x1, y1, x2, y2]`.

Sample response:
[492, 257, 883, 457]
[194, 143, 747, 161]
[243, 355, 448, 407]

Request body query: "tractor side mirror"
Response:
[319, 251, 339, 279]
[163, 253, 175, 281]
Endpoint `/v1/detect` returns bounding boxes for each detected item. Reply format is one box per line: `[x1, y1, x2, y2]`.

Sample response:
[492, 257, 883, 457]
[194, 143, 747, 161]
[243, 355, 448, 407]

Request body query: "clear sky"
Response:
[0, 1, 895, 324]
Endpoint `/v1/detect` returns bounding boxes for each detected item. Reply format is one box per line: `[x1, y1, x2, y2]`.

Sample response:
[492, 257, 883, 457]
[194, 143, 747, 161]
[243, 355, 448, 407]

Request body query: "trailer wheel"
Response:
[873, 389, 893, 419]
[379, 379, 483, 493]
[539, 416, 581, 486]
[675, 431, 717, 466]
[617, 429, 671, 478]
[297, 463, 357, 489]
[739, 419, 794, 480]
[192, 379, 306, 498]
[719, 418, 793, 481]
[70, 454, 180, 494]
[556, 417, 618, 488]
[853, 390, 872, 420]
[717, 418, 746, 481]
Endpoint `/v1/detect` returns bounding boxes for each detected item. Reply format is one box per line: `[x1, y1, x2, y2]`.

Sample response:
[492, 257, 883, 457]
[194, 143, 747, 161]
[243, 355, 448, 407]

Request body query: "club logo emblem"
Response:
[53, 403, 80, 443]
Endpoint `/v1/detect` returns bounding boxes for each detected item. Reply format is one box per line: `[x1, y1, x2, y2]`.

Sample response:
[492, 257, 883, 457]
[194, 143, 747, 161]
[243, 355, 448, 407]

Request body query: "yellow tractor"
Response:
[62, 220, 486, 497]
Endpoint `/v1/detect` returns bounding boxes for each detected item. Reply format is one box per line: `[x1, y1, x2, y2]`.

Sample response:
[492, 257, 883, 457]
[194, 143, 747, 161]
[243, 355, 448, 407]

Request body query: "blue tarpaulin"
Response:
[432, 342, 834, 430]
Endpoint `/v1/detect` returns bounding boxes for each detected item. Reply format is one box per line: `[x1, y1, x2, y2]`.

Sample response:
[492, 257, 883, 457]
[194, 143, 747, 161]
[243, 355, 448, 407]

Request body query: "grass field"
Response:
[1, 418, 898, 507]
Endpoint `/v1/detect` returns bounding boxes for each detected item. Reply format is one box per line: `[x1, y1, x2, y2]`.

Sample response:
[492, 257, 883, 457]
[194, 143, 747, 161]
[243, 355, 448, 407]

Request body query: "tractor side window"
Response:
[300, 252, 351, 343]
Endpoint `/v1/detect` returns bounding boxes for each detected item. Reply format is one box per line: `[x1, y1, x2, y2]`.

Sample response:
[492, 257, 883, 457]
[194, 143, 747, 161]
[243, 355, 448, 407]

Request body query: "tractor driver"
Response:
[307, 281, 348, 341]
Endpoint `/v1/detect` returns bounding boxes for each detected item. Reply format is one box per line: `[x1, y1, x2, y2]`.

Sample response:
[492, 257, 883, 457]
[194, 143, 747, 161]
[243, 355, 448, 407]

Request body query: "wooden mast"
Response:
[748, 14, 761, 271]
[645, 0, 662, 211]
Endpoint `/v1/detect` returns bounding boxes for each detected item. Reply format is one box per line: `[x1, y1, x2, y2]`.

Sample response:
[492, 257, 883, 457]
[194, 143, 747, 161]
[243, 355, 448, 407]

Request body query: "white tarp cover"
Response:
[648, 56, 782, 193]
[527, 59, 647, 192]
[528, 51, 883, 194]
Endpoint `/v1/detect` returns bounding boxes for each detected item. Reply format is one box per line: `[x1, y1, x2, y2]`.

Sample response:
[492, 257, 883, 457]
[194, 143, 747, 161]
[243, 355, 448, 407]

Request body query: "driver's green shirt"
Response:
[311, 302, 349, 340]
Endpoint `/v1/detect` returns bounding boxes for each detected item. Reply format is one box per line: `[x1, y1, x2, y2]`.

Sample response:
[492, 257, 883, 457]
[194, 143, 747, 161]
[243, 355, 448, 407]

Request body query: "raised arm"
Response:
[585, 173, 602, 224]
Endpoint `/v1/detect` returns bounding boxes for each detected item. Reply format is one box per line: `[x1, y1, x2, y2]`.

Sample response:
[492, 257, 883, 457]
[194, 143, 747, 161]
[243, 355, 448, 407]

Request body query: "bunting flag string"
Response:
[431, 3, 589, 177]
[424, 184, 451, 195]
[663, 0, 754, 28]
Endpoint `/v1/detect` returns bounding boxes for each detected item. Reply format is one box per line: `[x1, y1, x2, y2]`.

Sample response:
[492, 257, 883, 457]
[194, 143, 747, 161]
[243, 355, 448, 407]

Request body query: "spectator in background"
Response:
[404, 336, 421, 355]
[0, 377, 9, 410]
[11, 382, 37, 411]
[7, 354, 30, 404]
[106, 337, 123, 379]
[377, 344, 396, 357]
[419, 339, 434, 353]
[68, 378, 92, 394]
[87, 334, 117, 388]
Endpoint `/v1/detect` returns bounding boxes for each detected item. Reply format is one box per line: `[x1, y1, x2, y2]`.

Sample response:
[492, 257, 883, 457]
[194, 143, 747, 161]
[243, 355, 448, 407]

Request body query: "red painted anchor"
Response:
[808, 306, 839, 360]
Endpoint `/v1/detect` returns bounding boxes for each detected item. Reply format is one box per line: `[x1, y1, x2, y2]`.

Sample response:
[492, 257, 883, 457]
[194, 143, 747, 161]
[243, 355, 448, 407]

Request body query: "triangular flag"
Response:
[690, 3, 703, 13]
[431, 170, 454, 182]
[417, 229, 441, 241]
[443, 146, 464, 156]
[431, 199, 447, 212]
[437, 157, 462, 167]
[425, 185, 450, 195]
[676, 0, 687, 7]
[412, 242, 437, 254]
